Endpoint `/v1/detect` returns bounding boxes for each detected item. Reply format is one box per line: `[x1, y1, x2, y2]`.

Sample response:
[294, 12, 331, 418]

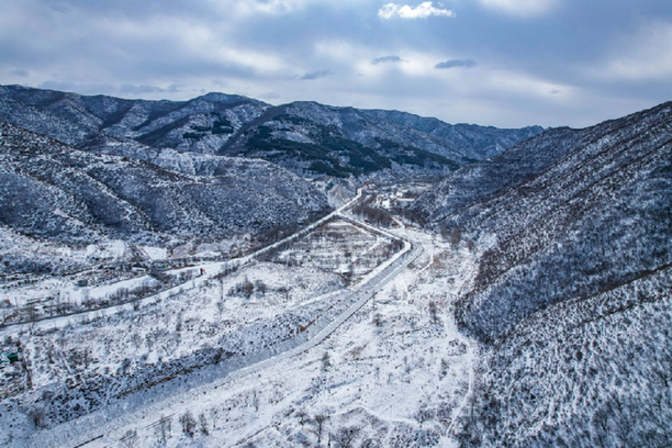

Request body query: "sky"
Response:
[1, 0, 671, 128]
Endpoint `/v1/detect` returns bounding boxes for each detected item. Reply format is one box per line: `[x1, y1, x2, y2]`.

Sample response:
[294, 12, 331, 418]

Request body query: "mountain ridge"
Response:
[411, 100, 672, 446]
[0, 120, 329, 250]
[0, 84, 544, 179]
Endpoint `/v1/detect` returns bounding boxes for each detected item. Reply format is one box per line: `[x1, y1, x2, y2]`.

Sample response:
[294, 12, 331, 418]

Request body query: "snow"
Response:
[140, 246, 168, 260]
[0, 182, 487, 448]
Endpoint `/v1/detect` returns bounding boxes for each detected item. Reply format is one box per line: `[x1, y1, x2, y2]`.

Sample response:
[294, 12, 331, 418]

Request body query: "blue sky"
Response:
[1, 0, 671, 127]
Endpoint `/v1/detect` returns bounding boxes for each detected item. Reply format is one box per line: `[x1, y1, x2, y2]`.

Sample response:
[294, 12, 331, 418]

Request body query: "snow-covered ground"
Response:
[1, 186, 480, 448]
[0, 189, 365, 329]
[93, 229, 477, 448]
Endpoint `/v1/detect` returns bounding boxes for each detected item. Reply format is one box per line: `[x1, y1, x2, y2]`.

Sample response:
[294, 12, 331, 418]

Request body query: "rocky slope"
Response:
[413, 102, 672, 446]
[0, 85, 543, 179]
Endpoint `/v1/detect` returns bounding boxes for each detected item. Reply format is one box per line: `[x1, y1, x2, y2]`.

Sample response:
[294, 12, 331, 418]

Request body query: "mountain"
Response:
[359, 109, 544, 161]
[0, 85, 543, 179]
[0, 120, 328, 250]
[412, 102, 672, 446]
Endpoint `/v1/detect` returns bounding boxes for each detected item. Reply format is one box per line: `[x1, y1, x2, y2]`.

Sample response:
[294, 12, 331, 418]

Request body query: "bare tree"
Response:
[252, 390, 260, 412]
[415, 405, 434, 427]
[120, 429, 138, 448]
[27, 406, 46, 429]
[179, 411, 197, 437]
[331, 426, 360, 448]
[450, 228, 462, 250]
[199, 412, 209, 435]
[312, 414, 329, 445]
[130, 332, 143, 350]
[155, 415, 171, 444]
[428, 301, 439, 325]
[360, 438, 381, 448]
[296, 409, 308, 429]
[209, 407, 220, 429]
[440, 224, 450, 240]
[321, 351, 331, 371]
[254, 280, 267, 294]
[440, 359, 449, 380]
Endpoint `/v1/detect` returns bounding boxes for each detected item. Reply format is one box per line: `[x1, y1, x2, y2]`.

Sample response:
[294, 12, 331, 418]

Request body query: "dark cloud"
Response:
[300, 70, 332, 80]
[435, 59, 477, 69]
[371, 55, 404, 65]
[11, 68, 29, 78]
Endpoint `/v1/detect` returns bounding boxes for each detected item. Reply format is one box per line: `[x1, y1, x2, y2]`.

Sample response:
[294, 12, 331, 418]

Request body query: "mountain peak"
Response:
[196, 92, 257, 104]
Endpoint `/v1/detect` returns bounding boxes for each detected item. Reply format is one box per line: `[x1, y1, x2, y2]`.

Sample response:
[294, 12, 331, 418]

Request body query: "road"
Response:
[23, 188, 425, 448]
[1, 188, 368, 335]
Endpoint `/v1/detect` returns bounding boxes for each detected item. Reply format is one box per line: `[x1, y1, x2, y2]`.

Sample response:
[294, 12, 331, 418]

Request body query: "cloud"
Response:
[435, 59, 477, 69]
[378, 2, 454, 20]
[38, 80, 117, 95]
[118, 84, 182, 95]
[591, 22, 672, 81]
[477, 0, 557, 17]
[371, 55, 404, 65]
[11, 68, 29, 78]
[300, 69, 332, 80]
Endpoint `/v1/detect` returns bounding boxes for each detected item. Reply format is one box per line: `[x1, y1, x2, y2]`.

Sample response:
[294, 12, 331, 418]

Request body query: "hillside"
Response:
[412, 102, 672, 446]
[0, 120, 328, 262]
[0, 85, 543, 179]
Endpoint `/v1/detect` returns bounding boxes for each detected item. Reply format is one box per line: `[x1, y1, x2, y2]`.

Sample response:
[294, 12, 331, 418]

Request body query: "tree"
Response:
[321, 351, 331, 371]
[296, 409, 308, 429]
[312, 414, 329, 445]
[429, 301, 439, 325]
[199, 412, 209, 435]
[180, 411, 197, 437]
[331, 426, 360, 448]
[155, 415, 172, 444]
[254, 280, 267, 294]
[415, 405, 434, 427]
[209, 407, 220, 429]
[27, 406, 46, 429]
[450, 228, 462, 250]
[440, 224, 450, 240]
[252, 390, 260, 412]
[120, 429, 138, 448]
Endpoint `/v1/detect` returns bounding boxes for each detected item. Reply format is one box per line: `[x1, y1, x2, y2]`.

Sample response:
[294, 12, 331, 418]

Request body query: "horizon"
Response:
[1, 1, 671, 128]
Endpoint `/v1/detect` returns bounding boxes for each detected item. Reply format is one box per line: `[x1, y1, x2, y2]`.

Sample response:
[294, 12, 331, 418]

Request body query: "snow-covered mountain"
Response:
[0, 85, 543, 179]
[4, 81, 670, 447]
[412, 101, 672, 446]
[0, 121, 328, 250]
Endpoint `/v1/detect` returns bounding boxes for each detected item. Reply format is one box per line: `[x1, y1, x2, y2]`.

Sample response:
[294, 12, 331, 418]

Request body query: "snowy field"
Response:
[0, 185, 479, 448]
[78, 228, 478, 448]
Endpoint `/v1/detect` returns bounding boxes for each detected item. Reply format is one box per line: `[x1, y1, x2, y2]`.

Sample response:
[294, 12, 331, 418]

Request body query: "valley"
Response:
[0, 86, 669, 448]
[1, 182, 479, 448]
